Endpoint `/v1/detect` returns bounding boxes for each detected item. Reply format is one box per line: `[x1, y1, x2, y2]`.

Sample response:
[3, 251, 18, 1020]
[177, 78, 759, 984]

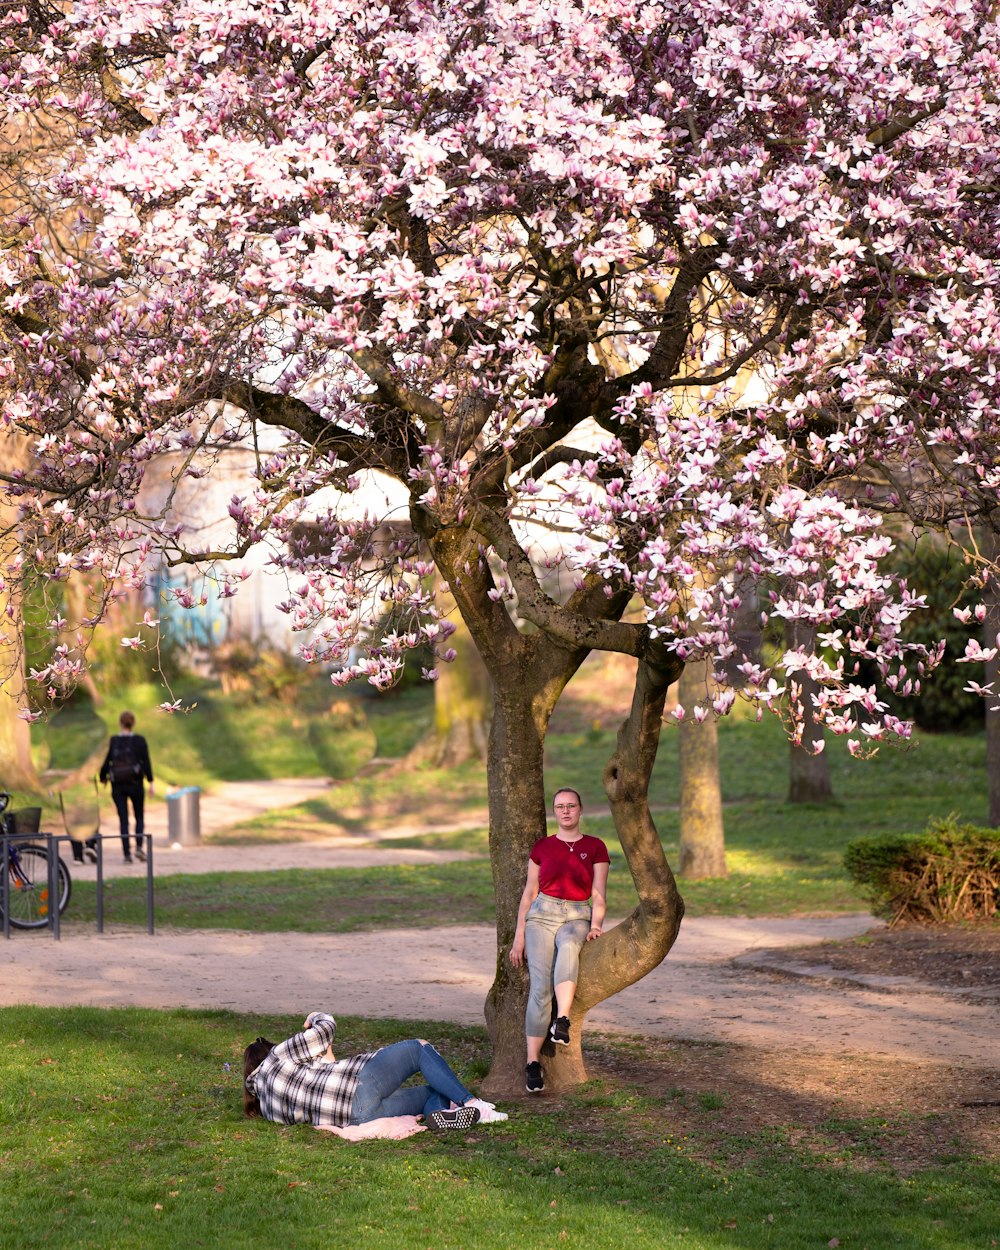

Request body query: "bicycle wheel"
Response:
[5, 843, 72, 929]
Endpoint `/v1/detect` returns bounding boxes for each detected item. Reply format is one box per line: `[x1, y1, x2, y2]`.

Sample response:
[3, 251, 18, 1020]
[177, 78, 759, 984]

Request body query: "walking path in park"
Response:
[96, 777, 481, 874]
[6, 779, 998, 1071]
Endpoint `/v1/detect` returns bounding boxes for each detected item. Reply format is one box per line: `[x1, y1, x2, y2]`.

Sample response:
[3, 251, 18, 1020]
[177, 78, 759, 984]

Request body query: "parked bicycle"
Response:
[0, 791, 72, 929]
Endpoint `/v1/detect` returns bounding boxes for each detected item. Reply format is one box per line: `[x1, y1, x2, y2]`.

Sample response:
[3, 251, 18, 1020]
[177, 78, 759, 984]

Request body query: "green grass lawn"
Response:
[67, 852, 862, 931]
[33, 680, 436, 789]
[77, 713, 984, 931]
[70, 864, 497, 932]
[1, 1006, 995, 1250]
[22, 679, 435, 834]
[55, 714, 992, 931]
[36, 678, 990, 831]
[219, 705, 989, 848]
[30, 679, 993, 927]
[13, 692, 998, 1248]
[33, 677, 343, 790]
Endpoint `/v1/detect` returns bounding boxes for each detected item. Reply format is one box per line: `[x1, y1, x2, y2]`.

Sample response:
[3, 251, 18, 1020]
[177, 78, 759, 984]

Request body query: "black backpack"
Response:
[109, 736, 140, 784]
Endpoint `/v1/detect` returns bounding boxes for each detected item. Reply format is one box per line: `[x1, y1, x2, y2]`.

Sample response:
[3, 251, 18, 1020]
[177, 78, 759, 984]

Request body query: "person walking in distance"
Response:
[509, 787, 609, 1094]
[100, 711, 154, 863]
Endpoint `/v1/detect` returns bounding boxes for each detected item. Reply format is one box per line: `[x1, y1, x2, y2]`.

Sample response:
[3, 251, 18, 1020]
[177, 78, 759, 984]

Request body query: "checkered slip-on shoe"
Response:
[426, 1105, 482, 1132]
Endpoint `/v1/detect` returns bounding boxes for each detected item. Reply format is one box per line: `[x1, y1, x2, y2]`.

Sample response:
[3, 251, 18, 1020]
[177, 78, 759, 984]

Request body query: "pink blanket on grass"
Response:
[314, 1116, 426, 1141]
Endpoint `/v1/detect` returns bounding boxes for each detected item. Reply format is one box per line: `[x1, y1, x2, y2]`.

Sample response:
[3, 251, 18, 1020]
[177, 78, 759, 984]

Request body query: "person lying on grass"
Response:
[243, 1012, 507, 1139]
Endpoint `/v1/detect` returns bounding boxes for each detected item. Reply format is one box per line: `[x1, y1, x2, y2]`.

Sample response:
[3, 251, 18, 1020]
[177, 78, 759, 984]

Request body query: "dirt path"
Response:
[6, 913, 998, 1070]
[88, 778, 478, 876]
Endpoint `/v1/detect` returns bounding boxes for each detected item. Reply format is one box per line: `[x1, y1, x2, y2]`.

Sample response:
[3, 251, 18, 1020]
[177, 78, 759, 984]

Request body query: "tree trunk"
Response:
[0, 651, 38, 792]
[560, 655, 686, 1085]
[0, 433, 41, 792]
[481, 679, 551, 1092]
[429, 526, 685, 1093]
[481, 651, 685, 1095]
[407, 580, 492, 768]
[786, 618, 833, 804]
[678, 658, 727, 879]
[984, 525, 1000, 827]
[425, 529, 570, 1094]
[62, 571, 102, 708]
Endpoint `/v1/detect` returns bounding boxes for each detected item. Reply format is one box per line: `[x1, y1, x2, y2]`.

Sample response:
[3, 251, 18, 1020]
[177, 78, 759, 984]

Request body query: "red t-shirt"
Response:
[530, 834, 610, 901]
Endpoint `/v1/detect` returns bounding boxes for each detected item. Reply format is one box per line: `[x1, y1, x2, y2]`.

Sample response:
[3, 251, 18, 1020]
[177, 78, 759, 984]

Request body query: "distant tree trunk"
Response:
[407, 580, 492, 768]
[62, 571, 102, 707]
[678, 658, 727, 879]
[0, 656, 38, 791]
[786, 617, 833, 804]
[984, 525, 1000, 827]
[0, 434, 40, 791]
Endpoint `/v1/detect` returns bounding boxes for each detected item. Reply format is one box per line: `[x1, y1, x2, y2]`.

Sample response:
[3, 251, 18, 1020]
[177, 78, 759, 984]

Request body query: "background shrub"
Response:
[24, 584, 179, 705]
[214, 642, 313, 705]
[844, 817, 1000, 925]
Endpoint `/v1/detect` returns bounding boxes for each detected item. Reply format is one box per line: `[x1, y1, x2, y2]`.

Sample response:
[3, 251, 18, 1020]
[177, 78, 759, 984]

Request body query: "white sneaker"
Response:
[466, 1097, 508, 1124]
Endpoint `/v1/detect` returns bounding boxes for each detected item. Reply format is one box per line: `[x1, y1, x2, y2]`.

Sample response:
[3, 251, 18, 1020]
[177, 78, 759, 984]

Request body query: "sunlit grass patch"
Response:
[2, 1006, 996, 1250]
[69, 863, 497, 933]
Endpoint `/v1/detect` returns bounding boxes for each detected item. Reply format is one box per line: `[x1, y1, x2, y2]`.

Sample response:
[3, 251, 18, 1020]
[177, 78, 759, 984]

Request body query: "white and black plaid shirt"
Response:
[248, 1014, 377, 1127]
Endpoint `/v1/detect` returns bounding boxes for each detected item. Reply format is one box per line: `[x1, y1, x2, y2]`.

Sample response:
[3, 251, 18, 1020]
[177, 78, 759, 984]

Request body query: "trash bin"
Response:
[166, 787, 201, 847]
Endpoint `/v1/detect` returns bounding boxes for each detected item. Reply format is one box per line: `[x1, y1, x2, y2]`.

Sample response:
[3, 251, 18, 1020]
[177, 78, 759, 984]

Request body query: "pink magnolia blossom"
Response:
[1, 0, 999, 745]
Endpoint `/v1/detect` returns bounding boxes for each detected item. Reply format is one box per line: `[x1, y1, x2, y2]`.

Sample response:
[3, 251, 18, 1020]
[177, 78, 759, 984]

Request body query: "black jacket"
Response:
[100, 733, 153, 787]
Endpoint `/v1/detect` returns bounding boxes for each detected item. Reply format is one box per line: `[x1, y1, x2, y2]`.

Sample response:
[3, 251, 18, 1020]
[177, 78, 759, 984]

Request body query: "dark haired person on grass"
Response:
[243, 1013, 507, 1140]
[509, 787, 609, 1094]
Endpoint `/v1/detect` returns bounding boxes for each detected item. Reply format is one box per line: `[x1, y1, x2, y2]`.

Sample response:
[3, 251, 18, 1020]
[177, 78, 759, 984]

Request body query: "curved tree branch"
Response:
[582, 653, 685, 999]
[540, 654, 684, 1087]
[468, 502, 656, 657]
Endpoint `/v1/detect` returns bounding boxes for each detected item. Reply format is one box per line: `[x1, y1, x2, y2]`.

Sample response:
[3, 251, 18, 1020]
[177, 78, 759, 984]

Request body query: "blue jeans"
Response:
[524, 893, 592, 1037]
[348, 1040, 473, 1125]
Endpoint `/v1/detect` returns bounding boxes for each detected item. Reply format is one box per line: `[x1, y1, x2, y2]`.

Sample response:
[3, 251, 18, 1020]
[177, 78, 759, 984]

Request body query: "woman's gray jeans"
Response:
[524, 893, 592, 1037]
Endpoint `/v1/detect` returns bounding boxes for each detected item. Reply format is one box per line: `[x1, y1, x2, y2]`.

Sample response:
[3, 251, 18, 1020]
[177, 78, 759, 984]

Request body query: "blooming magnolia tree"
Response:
[3, 0, 1000, 1089]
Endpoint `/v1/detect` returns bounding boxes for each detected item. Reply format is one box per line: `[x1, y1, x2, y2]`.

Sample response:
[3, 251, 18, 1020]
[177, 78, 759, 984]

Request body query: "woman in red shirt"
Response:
[509, 787, 609, 1093]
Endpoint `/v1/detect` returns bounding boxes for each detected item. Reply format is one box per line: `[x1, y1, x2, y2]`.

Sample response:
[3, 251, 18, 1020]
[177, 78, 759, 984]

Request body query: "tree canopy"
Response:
[3, 2, 995, 730]
[3, 0, 1000, 1086]
[4, 0, 998, 738]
